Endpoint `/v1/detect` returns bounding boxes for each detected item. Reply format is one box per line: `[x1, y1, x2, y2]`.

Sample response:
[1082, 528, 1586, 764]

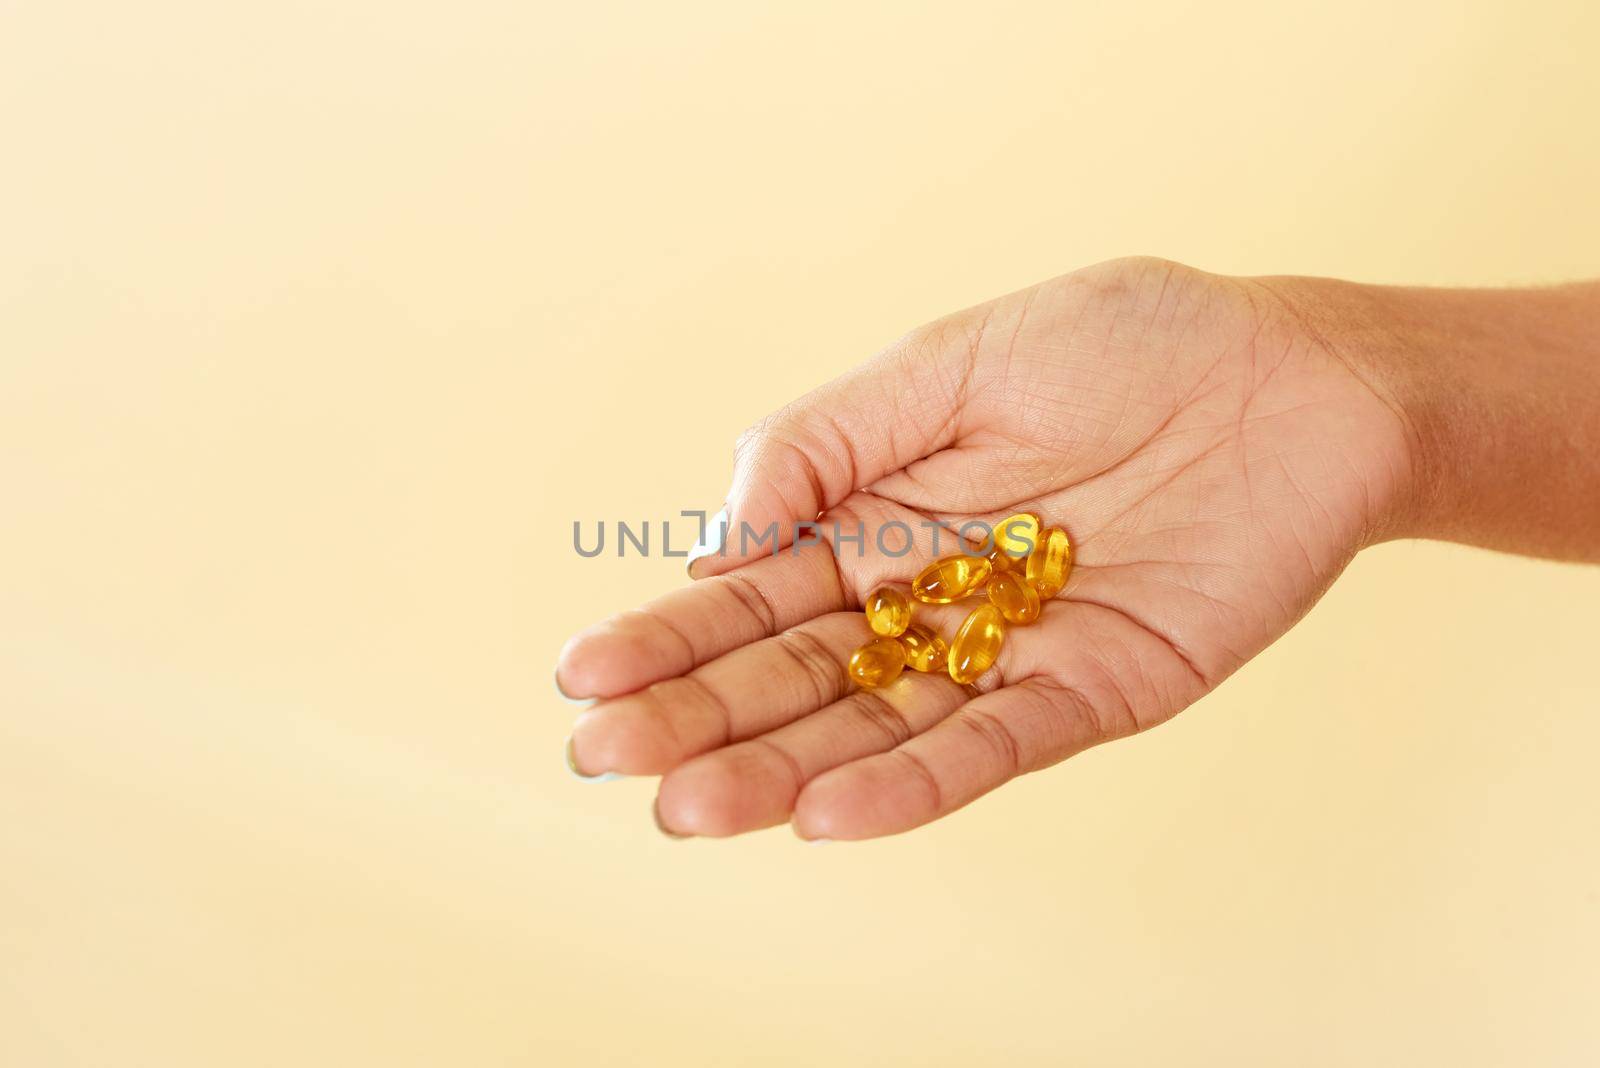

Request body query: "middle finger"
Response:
[568, 610, 872, 776]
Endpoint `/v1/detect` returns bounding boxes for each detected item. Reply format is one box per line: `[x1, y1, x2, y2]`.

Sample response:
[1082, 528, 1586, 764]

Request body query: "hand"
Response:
[556, 256, 1420, 839]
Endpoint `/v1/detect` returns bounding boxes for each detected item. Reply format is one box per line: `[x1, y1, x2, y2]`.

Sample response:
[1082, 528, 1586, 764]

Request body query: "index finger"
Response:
[555, 543, 846, 700]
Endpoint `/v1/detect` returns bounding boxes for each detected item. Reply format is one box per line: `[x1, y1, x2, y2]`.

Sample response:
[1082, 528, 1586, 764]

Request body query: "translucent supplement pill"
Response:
[948, 603, 1006, 684]
[912, 554, 993, 604]
[900, 623, 948, 673]
[848, 636, 907, 688]
[864, 585, 912, 637]
[992, 512, 1041, 564]
[987, 570, 1042, 625]
[1025, 526, 1073, 599]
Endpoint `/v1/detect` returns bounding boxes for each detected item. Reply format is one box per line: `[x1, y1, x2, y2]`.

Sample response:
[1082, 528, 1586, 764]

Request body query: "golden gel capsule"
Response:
[992, 512, 1041, 564]
[988, 570, 1042, 625]
[864, 585, 912, 637]
[912, 553, 992, 604]
[848, 636, 907, 688]
[1025, 526, 1073, 599]
[948, 604, 1005, 684]
[900, 623, 948, 673]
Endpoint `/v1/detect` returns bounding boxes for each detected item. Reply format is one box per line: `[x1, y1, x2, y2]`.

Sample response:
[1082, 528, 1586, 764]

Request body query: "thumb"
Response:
[689, 311, 985, 578]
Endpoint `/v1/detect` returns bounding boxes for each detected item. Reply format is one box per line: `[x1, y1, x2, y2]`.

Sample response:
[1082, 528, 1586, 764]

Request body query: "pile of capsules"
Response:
[846, 513, 1072, 688]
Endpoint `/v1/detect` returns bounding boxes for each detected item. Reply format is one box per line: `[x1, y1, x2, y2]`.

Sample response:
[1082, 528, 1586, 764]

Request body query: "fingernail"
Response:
[554, 671, 595, 707]
[686, 506, 728, 578]
[565, 736, 620, 783]
[652, 798, 690, 839]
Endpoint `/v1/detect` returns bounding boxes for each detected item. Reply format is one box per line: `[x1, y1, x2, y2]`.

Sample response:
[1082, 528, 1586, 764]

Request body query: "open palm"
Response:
[558, 257, 1414, 839]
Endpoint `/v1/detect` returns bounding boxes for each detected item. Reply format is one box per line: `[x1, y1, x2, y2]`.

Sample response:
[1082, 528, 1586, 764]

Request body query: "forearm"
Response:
[1269, 275, 1600, 561]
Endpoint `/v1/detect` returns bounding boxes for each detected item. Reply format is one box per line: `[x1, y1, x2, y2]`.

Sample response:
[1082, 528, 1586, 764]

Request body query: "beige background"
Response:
[4, 2, 1600, 1064]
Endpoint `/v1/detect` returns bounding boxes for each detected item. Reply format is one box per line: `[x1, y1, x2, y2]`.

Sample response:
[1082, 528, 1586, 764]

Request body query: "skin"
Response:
[555, 257, 1600, 841]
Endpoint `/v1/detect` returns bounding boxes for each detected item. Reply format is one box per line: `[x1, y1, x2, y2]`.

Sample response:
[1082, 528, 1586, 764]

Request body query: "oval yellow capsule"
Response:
[911, 553, 992, 604]
[948, 604, 1006, 684]
[992, 512, 1041, 565]
[987, 570, 1042, 625]
[899, 623, 948, 673]
[1025, 526, 1073, 599]
[847, 636, 907, 688]
[864, 585, 912, 637]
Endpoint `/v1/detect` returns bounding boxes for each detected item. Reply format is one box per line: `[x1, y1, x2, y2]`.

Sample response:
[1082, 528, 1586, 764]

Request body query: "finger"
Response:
[790, 678, 1102, 841]
[792, 599, 1210, 839]
[568, 574, 1012, 781]
[558, 492, 977, 723]
[560, 490, 982, 697]
[647, 592, 1100, 837]
[568, 611, 870, 777]
[654, 670, 972, 837]
[691, 305, 999, 579]
[555, 543, 846, 700]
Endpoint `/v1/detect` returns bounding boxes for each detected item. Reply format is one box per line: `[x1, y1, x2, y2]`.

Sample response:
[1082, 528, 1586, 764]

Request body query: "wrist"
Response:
[1270, 275, 1600, 559]
[1248, 274, 1431, 546]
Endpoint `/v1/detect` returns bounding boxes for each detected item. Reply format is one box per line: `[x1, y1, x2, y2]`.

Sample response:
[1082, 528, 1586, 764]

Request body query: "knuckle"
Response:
[957, 706, 1024, 775]
[734, 414, 779, 457]
[847, 689, 916, 749]
[771, 626, 845, 706]
[1048, 672, 1132, 744]
[717, 570, 779, 636]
